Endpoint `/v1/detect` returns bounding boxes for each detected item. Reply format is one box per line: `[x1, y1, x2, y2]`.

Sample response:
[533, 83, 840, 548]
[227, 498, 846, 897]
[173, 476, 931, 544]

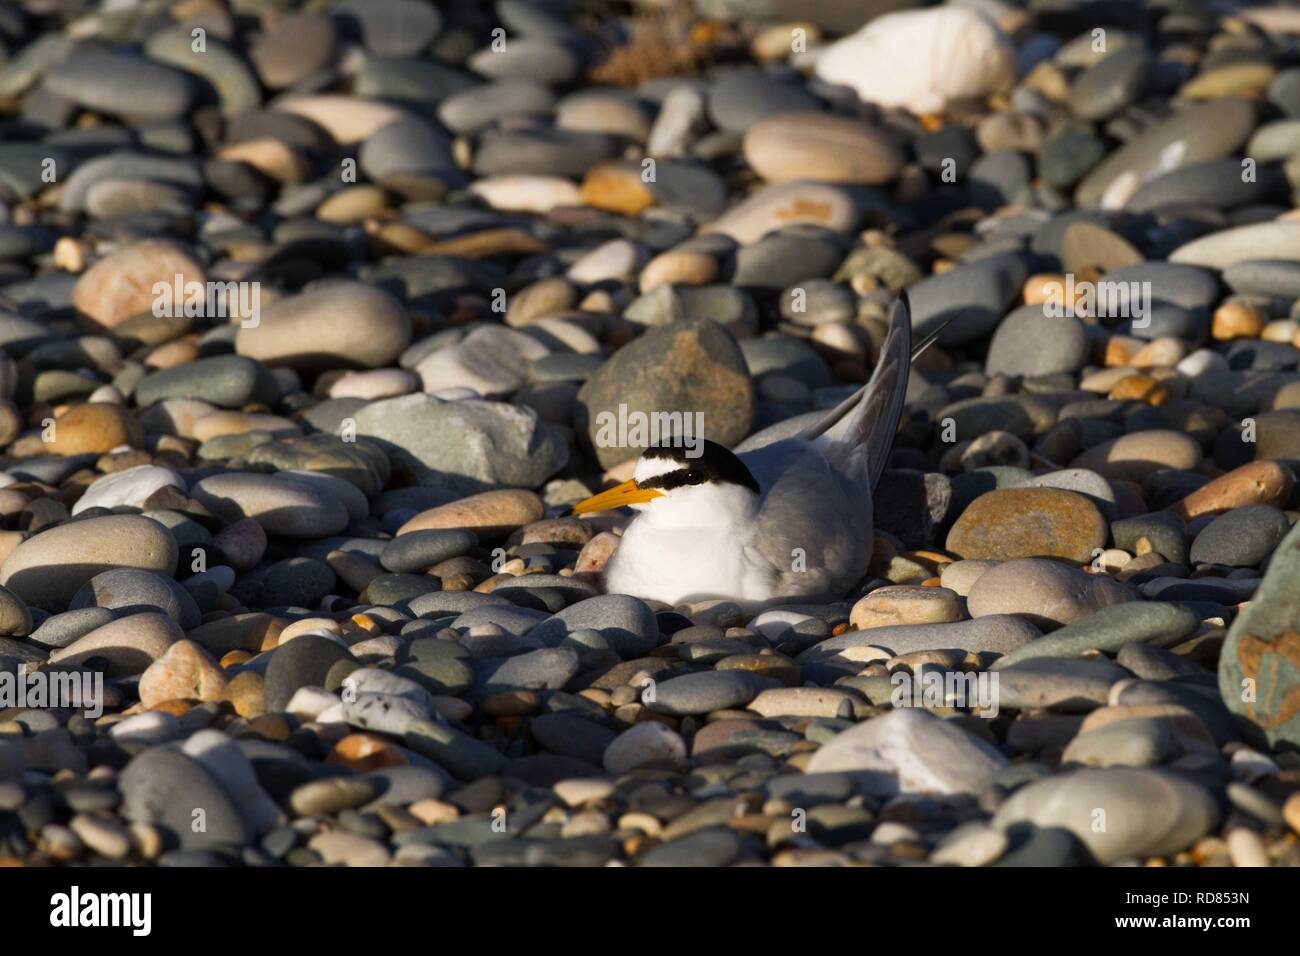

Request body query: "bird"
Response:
[568, 294, 932, 609]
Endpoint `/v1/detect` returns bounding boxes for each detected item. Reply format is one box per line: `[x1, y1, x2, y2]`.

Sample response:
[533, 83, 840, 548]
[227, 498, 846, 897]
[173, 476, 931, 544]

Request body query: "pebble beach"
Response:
[0, 0, 1298, 872]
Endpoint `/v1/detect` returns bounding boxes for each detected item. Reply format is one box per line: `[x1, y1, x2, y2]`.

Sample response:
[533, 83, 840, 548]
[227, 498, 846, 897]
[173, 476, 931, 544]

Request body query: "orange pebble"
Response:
[1108, 373, 1168, 406]
[1212, 301, 1264, 340]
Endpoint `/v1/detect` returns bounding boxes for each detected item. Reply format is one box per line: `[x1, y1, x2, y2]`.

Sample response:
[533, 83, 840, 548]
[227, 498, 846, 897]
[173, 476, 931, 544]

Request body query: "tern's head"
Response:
[569, 440, 760, 516]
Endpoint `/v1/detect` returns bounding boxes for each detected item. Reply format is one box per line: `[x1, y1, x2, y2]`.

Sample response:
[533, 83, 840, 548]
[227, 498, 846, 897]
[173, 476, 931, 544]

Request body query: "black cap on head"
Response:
[639, 439, 760, 495]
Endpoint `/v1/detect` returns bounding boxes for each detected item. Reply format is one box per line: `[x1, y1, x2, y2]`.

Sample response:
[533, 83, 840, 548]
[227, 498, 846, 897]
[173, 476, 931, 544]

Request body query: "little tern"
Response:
[569, 295, 926, 608]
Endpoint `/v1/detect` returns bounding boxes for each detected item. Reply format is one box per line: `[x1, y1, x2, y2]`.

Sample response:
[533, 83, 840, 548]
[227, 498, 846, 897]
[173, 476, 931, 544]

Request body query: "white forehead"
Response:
[633, 454, 687, 483]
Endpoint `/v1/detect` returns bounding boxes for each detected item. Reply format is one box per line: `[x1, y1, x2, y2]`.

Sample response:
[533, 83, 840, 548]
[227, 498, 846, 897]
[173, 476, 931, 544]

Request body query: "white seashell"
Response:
[813, 7, 1016, 115]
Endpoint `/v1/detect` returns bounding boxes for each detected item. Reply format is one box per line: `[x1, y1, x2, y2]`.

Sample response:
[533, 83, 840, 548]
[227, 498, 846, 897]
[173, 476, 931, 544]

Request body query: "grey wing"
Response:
[795, 293, 912, 490]
[739, 441, 873, 602]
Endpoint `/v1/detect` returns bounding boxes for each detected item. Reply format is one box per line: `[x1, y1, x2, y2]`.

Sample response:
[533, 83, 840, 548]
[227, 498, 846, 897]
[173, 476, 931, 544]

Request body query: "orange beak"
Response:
[567, 479, 664, 515]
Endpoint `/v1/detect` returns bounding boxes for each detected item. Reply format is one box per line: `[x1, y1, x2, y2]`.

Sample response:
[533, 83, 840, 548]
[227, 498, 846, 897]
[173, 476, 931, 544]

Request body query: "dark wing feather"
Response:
[795, 293, 912, 490]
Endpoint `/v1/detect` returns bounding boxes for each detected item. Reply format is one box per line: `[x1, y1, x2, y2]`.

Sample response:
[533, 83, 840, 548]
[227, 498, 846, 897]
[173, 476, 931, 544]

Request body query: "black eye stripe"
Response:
[638, 440, 760, 495]
[640, 471, 692, 491]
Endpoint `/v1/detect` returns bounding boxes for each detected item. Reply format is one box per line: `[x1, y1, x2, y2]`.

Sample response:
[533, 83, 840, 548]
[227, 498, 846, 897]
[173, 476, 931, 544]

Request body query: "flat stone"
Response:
[992, 603, 1200, 669]
[576, 317, 753, 467]
[1070, 430, 1202, 482]
[742, 112, 903, 185]
[354, 394, 566, 493]
[1170, 222, 1300, 270]
[0, 515, 178, 610]
[931, 821, 1009, 867]
[908, 254, 1029, 346]
[603, 721, 686, 774]
[985, 307, 1089, 377]
[947, 488, 1108, 563]
[849, 585, 963, 630]
[72, 465, 185, 516]
[993, 767, 1219, 864]
[1069, 46, 1151, 121]
[993, 657, 1131, 712]
[190, 473, 349, 540]
[45, 47, 192, 122]
[134, 355, 282, 409]
[528, 594, 661, 659]
[48, 612, 180, 677]
[333, 0, 441, 58]
[702, 181, 858, 245]
[1189, 504, 1291, 568]
[637, 827, 744, 867]
[799, 616, 1040, 671]
[397, 490, 544, 539]
[119, 746, 253, 850]
[236, 282, 410, 370]
[807, 709, 1008, 796]
[73, 240, 204, 331]
[648, 670, 782, 716]
[263, 634, 354, 713]
[967, 558, 1134, 630]
[476, 647, 581, 695]
[1075, 100, 1256, 207]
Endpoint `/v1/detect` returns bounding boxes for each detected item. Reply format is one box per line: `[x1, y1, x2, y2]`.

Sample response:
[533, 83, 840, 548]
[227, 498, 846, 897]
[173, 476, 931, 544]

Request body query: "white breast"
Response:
[601, 482, 775, 606]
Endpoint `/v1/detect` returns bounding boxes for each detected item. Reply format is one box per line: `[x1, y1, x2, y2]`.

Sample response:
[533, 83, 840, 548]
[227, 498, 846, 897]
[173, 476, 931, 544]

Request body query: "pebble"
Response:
[190, 473, 349, 540]
[236, 283, 410, 370]
[603, 722, 687, 774]
[985, 308, 1089, 377]
[1219, 517, 1300, 749]
[947, 488, 1108, 563]
[398, 490, 544, 538]
[742, 113, 903, 185]
[931, 822, 1008, 867]
[138, 640, 228, 708]
[50, 612, 181, 676]
[849, 586, 962, 630]
[1075, 100, 1255, 206]
[1069, 47, 1151, 121]
[71, 568, 199, 629]
[355, 394, 566, 493]
[1170, 222, 1300, 270]
[807, 710, 1008, 797]
[0, 515, 178, 610]
[1171, 460, 1295, 520]
[992, 603, 1199, 669]
[993, 768, 1220, 865]
[577, 317, 753, 467]
[1189, 505, 1291, 568]
[119, 747, 253, 850]
[994, 657, 1131, 712]
[71, 465, 185, 515]
[967, 558, 1133, 629]
[648, 671, 782, 717]
[908, 254, 1029, 346]
[702, 182, 858, 245]
[1070, 430, 1202, 482]
[45, 47, 193, 122]
[72, 240, 205, 331]
[308, 830, 392, 867]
